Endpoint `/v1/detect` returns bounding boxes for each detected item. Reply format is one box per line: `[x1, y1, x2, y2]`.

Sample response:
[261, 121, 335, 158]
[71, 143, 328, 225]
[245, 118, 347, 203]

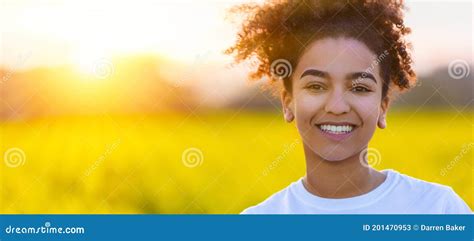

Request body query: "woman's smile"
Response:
[316, 122, 357, 142]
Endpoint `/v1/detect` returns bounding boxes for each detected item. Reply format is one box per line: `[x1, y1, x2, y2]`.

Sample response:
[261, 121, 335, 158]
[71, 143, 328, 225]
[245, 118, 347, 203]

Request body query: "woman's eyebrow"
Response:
[300, 69, 377, 84]
[300, 69, 328, 79]
[347, 72, 377, 84]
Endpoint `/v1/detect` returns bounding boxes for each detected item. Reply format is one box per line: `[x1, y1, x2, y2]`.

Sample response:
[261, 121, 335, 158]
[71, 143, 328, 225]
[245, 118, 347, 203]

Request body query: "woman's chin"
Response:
[304, 141, 359, 162]
[317, 149, 354, 162]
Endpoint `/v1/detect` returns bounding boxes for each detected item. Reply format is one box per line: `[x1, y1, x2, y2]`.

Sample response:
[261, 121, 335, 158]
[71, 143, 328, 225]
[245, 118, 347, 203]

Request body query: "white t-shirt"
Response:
[241, 169, 472, 214]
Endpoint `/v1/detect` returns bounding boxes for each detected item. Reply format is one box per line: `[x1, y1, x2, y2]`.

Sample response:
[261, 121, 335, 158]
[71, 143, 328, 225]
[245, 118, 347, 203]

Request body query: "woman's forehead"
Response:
[294, 37, 381, 77]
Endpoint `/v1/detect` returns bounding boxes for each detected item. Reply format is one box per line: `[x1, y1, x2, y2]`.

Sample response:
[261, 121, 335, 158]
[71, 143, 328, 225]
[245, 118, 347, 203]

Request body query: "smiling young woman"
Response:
[226, 0, 471, 214]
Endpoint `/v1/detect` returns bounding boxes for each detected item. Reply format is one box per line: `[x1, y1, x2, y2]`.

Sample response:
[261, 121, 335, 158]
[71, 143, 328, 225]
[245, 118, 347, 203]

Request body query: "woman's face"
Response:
[282, 37, 388, 161]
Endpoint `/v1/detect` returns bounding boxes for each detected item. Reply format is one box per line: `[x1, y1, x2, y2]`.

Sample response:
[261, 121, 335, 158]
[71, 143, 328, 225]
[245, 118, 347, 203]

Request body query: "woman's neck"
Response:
[302, 143, 386, 199]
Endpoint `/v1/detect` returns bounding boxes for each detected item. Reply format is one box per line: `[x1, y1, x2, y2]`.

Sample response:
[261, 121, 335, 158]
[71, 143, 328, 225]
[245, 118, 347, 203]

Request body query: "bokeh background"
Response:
[0, 0, 472, 213]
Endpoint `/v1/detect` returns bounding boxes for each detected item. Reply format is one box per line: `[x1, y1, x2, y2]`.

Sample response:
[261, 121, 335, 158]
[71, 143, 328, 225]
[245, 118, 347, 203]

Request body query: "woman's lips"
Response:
[316, 123, 357, 142]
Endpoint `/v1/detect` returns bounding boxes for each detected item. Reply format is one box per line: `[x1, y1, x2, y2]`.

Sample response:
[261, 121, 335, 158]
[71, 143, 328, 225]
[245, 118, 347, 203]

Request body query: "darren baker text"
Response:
[420, 224, 465, 231]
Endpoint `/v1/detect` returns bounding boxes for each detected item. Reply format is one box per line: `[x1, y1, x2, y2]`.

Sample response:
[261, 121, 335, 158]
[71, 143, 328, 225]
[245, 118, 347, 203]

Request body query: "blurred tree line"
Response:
[0, 56, 472, 120]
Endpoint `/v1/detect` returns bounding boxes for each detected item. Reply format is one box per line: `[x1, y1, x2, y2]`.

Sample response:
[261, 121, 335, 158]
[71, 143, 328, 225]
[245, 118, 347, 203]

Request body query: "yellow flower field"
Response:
[1, 110, 472, 213]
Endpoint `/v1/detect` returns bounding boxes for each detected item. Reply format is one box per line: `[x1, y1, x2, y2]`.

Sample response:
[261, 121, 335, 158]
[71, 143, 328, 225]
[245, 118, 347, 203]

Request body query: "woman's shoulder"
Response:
[386, 169, 471, 214]
[240, 179, 300, 214]
[388, 169, 453, 194]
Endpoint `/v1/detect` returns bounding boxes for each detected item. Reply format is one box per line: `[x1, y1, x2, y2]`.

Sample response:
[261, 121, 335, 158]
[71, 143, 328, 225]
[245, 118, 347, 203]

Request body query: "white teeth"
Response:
[318, 124, 354, 134]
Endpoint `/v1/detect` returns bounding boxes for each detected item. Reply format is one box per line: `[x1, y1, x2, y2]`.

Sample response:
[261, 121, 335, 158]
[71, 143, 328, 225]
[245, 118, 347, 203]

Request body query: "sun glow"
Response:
[1, 0, 243, 71]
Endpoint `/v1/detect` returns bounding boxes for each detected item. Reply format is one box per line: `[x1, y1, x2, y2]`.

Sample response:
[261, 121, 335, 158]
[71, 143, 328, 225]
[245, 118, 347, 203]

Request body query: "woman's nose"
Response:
[324, 88, 350, 115]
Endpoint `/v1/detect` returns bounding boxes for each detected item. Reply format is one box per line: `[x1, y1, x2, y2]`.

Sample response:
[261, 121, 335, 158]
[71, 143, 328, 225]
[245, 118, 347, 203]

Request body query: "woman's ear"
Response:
[377, 97, 389, 129]
[281, 89, 294, 123]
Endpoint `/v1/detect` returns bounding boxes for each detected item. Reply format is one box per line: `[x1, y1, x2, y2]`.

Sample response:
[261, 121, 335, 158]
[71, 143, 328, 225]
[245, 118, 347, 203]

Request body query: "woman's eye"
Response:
[307, 85, 325, 91]
[351, 86, 371, 92]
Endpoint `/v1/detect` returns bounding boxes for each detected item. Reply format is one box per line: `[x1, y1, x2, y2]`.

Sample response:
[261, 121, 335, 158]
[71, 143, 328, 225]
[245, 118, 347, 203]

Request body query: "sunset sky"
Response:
[1, 0, 472, 76]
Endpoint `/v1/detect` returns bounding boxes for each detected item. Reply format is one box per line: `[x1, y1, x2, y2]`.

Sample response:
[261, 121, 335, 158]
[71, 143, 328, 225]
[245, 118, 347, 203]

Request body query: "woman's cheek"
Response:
[292, 94, 325, 143]
[294, 94, 323, 124]
[354, 97, 380, 142]
[357, 96, 381, 124]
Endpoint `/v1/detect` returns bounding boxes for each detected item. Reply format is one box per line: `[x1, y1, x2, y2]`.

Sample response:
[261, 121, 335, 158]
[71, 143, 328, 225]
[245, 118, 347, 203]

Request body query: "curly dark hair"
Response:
[225, 0, 417, 100]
